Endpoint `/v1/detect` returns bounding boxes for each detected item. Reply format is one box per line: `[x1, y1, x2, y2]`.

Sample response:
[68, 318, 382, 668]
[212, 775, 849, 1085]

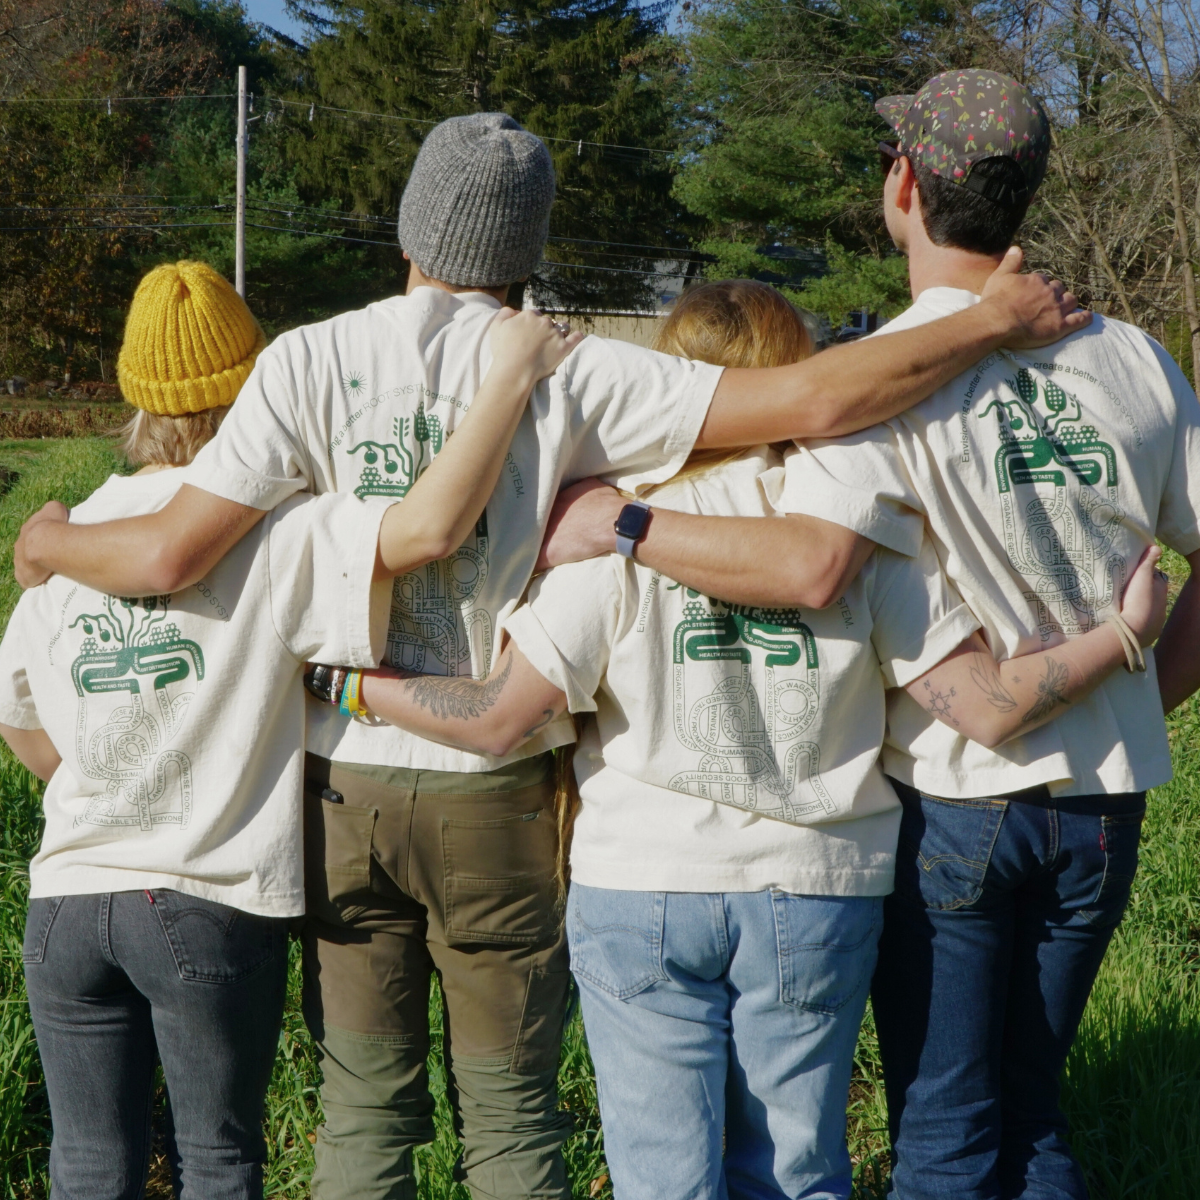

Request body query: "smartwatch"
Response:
[614, 500, 652, 558]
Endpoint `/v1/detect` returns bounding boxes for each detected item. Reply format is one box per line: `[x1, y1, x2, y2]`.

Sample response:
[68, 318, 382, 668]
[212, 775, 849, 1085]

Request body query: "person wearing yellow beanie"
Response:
[0, 303, 579, 1200]
[117, 261, 267, 467]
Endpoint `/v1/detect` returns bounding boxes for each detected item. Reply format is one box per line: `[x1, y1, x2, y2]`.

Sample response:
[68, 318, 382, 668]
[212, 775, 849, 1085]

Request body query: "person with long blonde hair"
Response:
[306, 278, 1164, 1200]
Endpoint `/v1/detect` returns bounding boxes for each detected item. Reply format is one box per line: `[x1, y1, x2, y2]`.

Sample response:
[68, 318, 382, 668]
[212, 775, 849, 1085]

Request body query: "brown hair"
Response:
[119, 407, 229, 468]
[645, 280, 815, 491]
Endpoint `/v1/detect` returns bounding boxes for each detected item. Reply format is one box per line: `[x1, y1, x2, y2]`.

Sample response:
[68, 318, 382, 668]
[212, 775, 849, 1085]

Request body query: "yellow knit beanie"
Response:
[117, 261, 267, 415]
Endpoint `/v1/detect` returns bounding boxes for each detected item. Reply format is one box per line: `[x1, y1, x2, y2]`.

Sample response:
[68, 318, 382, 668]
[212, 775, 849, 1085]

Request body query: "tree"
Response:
[672, 0, 960, 322]
[282, 0, 690, 308]
[0, 0, 236, 381]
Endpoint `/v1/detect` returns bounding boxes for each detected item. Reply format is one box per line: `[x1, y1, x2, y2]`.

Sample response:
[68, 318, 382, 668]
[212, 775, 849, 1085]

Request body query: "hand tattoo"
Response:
[523, 709, 555, 738]
[922, 678, 958, 725]
[1022, 657, 1070, 724]
[968, 655, 1018, 713]
[402, 655, 512, 721]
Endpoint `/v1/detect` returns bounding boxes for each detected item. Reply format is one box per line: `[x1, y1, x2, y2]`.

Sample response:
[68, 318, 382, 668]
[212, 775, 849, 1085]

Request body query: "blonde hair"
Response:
[645, 280, 815, 491]
[655, 278, 814, 369]
[120, 407, 229, 468]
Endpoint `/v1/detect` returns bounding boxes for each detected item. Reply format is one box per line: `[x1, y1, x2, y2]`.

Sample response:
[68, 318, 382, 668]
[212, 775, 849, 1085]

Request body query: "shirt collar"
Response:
[406, 285, 504, 310]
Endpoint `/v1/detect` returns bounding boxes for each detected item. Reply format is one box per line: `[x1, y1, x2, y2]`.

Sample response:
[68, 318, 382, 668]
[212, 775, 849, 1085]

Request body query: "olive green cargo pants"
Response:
[301, 753, 572, 1200]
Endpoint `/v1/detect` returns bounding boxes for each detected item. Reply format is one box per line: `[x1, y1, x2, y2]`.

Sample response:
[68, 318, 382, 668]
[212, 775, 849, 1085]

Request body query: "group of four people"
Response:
[4, 67, 1199, 1200]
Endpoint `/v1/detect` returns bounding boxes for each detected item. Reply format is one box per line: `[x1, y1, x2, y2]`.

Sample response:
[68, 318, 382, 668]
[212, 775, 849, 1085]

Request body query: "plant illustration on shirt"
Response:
[348, 402, 492, 677]
[69, 594, 204, 833]
[979, 367, 1125, 639]
[667, 587, 836, 821]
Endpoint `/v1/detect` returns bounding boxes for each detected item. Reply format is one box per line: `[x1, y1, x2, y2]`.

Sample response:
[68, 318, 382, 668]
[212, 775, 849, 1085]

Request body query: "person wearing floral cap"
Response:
[535, 69, 1200, 1200]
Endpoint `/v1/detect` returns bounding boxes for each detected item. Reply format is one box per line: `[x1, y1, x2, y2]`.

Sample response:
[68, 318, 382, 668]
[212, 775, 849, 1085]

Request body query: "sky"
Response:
[240, 0, 683, 44]
[241, 0, 308, 43]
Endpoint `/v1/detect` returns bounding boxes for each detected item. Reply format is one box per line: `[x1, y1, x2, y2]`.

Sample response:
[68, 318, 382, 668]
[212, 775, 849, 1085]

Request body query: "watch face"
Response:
[614, 503, 651, 540]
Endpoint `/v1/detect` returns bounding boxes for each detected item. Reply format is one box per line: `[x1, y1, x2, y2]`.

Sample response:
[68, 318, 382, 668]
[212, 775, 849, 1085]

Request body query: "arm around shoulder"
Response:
[15, 485, 265, 596]
[359, 642, 568, 758]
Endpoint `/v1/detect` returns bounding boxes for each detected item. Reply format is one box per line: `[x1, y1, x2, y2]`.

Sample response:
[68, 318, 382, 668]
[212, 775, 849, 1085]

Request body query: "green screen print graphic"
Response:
[668, 590, 836, 821]
[69, 594, 204, 832]
[349, 402, 492, 676]
[980, 367, 1125, 639]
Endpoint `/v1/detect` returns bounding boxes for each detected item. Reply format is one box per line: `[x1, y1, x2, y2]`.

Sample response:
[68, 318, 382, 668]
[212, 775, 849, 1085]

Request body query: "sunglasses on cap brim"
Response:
[879, 140, 904, 177]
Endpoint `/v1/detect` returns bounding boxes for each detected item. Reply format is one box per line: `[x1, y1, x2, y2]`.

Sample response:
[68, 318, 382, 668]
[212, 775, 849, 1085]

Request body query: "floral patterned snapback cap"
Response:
[877, 69, 1051, 208]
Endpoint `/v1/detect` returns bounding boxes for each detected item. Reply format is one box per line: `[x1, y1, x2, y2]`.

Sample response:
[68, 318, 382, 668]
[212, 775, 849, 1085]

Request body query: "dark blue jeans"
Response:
[872, 781, 1146, 1200]
[23, 890, 289, 1200]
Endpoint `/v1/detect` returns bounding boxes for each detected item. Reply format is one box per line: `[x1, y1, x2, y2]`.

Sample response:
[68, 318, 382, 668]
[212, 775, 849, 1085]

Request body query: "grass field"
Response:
[0, 438, 1198, 1198]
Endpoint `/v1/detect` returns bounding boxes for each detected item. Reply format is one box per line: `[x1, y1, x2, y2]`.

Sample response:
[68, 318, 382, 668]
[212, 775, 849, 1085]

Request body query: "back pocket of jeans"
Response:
[22, 896, 64, 964]
[151, 890, 282, 984]
[1094, 816, 1147, 907]
[894, 793, 1007, 911]
[567, 886, 667, 1000]
[773, 893, 881, 1015]
[442, 810, 558, 945]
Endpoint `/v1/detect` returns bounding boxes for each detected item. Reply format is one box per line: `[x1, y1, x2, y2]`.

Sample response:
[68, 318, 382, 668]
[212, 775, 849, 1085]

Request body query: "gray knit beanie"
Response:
[398, 113, 555, 288]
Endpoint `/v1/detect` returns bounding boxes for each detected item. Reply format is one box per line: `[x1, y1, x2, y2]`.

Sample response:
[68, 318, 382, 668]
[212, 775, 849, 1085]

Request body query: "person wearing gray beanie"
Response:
[398, 112, 555, 289]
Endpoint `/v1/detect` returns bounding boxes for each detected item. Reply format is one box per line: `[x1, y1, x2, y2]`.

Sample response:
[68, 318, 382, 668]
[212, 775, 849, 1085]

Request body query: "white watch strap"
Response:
[615, 500, 650, 559]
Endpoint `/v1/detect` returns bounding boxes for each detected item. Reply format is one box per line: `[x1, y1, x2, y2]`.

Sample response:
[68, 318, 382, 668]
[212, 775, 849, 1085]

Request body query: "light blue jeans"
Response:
[566, 884, 883, 1200]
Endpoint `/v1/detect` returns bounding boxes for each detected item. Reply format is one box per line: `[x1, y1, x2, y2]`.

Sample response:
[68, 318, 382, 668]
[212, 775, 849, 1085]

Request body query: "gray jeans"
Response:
[23, 890, 289, 1200]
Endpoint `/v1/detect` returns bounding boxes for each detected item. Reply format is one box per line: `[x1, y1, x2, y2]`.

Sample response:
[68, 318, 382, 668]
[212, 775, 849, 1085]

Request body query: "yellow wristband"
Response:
[338, 671, 368, 717]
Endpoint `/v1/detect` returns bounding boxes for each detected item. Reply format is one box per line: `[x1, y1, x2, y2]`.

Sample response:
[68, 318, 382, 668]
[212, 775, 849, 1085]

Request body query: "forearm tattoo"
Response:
[402, 655, 513, 721]
[921, 678, 958, 725]
[523, 709, 555, 739]
[968, 654, 1018, 713]
[1022, 657, 1071, 724]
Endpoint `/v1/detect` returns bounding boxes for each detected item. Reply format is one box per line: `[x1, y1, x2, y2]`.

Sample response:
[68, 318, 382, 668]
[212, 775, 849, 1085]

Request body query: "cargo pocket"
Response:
[304, 781, 378, 921]
[442, 808, 558, 946]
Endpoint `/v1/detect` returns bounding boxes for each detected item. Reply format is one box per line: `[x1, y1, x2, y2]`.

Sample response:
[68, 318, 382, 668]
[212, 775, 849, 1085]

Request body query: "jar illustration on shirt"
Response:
[980, 367, 1125, 639]
[667, 592, 836, 821]
[348, 403, 492, 678]
[68, 594, 203, 832]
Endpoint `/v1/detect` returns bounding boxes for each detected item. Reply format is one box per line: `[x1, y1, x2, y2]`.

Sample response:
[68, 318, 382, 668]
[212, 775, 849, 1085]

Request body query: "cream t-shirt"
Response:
[502, 450, 978, 895]
[778, 287, 1200, 798]
[0, 470, 392, 917]
[185, 287, 721, 773]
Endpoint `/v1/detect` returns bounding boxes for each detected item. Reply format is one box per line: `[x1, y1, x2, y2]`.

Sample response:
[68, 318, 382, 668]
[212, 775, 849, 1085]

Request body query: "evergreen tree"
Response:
[674, 0, 960, 323]
[283, 0, 690, 308]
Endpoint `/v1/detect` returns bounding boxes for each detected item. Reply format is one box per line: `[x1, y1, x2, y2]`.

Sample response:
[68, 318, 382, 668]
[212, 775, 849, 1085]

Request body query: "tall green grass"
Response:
[0, 442, 1198, 1197]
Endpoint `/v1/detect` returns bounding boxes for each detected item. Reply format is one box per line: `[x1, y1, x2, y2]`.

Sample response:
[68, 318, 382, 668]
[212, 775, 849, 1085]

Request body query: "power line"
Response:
[1, 212, 699, 277]
[0, 222, 233, 232]
[0, 90, 675, 158]
[0, 196, 702, 260]
[0, 94, 234, 104]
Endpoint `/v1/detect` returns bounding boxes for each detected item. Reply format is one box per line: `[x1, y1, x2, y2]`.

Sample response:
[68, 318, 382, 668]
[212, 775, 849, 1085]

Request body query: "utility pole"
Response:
[235, 65, 247, 298]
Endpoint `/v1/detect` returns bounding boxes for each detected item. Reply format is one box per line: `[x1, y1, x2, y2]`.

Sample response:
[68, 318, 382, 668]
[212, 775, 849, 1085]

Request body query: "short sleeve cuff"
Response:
[616, 361, 723, 495]
[185, 464, 302, 512]
[772, 473, 924, 557]
[878, 603, 980, 688]
[0, 702, 42, 731]
[502, 607, 598, 714]
[344, 498, 396, 669]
